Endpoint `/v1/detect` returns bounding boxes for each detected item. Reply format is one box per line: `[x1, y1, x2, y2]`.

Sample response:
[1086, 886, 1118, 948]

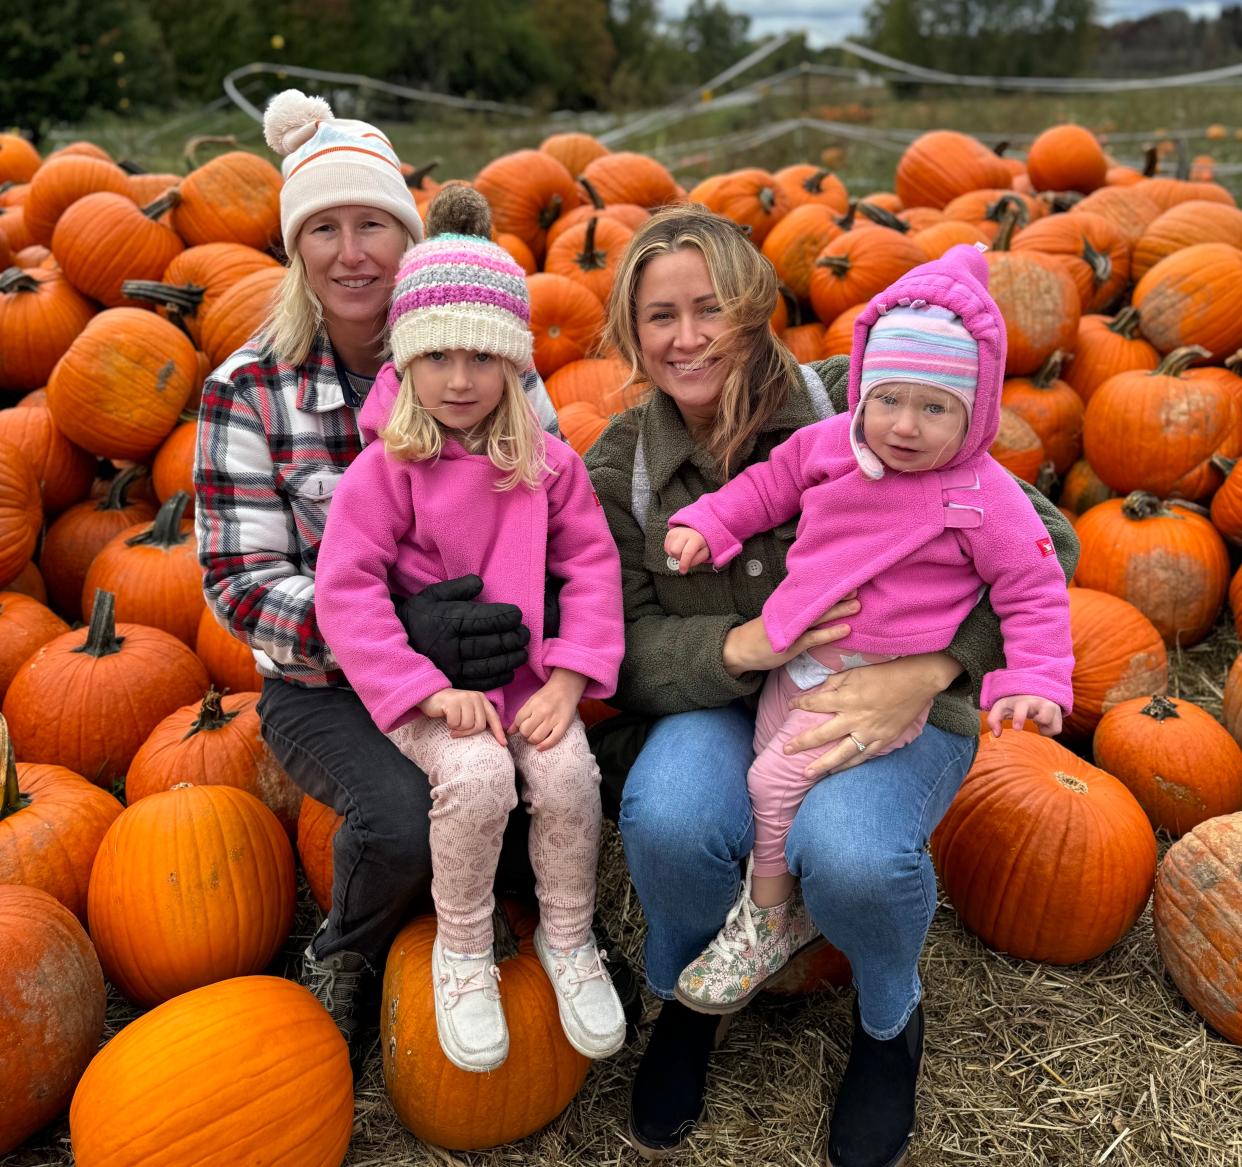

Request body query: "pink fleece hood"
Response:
[846, 243, 1006, 477]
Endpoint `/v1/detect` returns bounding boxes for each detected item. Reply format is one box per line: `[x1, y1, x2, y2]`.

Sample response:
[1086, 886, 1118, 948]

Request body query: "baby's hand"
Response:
[508, 669, 587, 751]
[419, 688, 506, 744]
[664, 526, 710, 574]
[987, 695, 1063, 738]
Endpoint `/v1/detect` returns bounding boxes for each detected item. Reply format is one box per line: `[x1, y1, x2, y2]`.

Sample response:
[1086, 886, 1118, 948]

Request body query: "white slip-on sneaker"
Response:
[431, 936, 509, 1072]
[534, 926, 627, 1060]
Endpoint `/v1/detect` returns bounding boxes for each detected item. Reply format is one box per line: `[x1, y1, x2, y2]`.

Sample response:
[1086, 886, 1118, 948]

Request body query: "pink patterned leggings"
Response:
[388, 714, 602, 954]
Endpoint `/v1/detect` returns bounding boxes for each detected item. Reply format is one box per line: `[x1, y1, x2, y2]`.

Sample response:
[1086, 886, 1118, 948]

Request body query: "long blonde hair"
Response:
[379, 356, 549, 491]
[604, 205, 801, 480]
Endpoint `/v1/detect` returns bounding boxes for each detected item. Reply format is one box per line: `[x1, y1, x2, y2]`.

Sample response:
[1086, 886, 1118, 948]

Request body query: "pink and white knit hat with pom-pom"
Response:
[262, 89, 423, 253]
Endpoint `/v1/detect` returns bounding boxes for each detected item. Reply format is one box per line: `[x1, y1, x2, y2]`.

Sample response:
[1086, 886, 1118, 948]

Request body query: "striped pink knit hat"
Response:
[388, 234, 532, 377]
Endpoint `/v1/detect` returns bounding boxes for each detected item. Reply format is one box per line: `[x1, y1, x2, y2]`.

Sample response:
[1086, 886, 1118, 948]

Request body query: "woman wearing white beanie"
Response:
[193, 90, 570, 1073]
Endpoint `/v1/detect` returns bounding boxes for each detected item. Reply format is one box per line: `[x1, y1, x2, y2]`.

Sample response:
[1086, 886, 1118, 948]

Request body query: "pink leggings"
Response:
[749, 663, 929, 878]
[388, 714, 602, 954]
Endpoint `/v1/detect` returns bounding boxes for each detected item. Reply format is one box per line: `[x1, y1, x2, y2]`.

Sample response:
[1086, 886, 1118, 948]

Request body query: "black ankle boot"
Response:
[826, 997, 924, 1167]
[628, 998, 724, 1159]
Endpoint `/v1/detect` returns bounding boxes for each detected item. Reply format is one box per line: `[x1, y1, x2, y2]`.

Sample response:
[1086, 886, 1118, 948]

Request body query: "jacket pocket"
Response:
[273, 464, 342, 570]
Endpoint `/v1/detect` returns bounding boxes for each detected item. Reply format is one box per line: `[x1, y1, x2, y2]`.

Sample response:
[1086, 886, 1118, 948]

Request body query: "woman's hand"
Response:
[722, 592, 859, 678]
[508, 668, 588, 751]
[419, 688, 506, 744]
[784, 652, 963, 778]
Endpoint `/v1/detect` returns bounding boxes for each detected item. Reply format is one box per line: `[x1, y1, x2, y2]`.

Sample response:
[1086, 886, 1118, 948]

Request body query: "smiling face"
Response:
[409, 349, 506, 434]
[861, 382, 968, 473]
[297, 204, 407, 332]
[635, 248, 732, 432]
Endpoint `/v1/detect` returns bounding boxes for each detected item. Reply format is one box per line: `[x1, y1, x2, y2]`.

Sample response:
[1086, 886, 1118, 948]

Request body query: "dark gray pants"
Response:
[258, 677, 533, 967]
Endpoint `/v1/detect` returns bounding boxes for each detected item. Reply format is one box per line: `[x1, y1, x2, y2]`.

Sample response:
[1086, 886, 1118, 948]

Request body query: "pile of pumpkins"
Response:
[3, 119, 1242, 1164]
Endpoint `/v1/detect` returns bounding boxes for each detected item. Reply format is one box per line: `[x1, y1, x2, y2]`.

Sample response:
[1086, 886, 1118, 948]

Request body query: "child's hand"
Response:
[664, 526, 710, 574]
[419, 688, 506, 744]
[508, 669, 588, 751]
[987, 696, 1063, 738]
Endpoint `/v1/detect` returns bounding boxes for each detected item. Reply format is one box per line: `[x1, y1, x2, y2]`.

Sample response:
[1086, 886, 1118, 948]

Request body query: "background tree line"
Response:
[4, 1, 1242, 134]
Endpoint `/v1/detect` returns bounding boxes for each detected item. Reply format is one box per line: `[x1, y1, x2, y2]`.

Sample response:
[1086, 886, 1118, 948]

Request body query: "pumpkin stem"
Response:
[758, 186, 776, 215]
[815, 254, 851, 277]
[537, 193, 564, 232]
[1153, 345, 1212, 377]
[404, 159, 441, 190]
[833, 201, 858, 232]
[985, 194, 1030, 230]
[0, 181, 14, 196]
[856, 201, 909, 233]
[991, 205, 1021, 251]
[1142, 144, 1160, 177]
[0, 266, 40, 295]
[1032, 350, 1066, 389]
[0, 715, 32, 821]
[1224, 348, 1242, 374]
[126, 491, 191, 549]
[574, 216, 608, 272]
[1211, 453, 1237, 478]
[141, 189, 181, 221]
[98, 464, 148, 513]
[1037, 190, 1083, 213]
[803, 168, 835, 196]
[993, 140, 1010, 157]
[121, 280, 205, 320]
[1107, 305, 1142, 339]
[75, 590, 125, 658]
[118, 158, 147, 175]
[1080, 237, 1112, 287]
[578, 177, 606, 210]
[492, 901, 521, 962]
[1140, 694, 1180, 721]
[1120, 491, 1173, 522]
[777, 283, 802, 328]
[182, 134, 236, 173]
[1035, 461, 1058, 498]
[183, 688, 239, 739]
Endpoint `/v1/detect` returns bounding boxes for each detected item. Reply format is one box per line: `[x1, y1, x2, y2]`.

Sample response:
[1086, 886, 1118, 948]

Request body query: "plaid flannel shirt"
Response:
[194, 328, 558, 687]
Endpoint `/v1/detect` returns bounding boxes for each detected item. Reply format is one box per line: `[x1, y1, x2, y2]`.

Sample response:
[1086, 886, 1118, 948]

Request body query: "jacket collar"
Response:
[638, 377, 824, 494]
[294, 329, 389, 414]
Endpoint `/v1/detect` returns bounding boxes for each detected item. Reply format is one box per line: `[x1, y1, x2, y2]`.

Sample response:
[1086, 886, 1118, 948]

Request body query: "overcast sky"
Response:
[658, 2, 1224, 48]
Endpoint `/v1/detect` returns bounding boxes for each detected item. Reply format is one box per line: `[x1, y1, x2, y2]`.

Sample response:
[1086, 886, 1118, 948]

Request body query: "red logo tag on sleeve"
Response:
[1036, 537, 1055, 557]
[591, 490, 601, 507]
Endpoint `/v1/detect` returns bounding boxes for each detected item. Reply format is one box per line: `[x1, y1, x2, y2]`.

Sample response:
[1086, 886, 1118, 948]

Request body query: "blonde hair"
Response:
[603, 205, 802, 480]
[258, 228, 416, 368]
[379, 356, 549, 491]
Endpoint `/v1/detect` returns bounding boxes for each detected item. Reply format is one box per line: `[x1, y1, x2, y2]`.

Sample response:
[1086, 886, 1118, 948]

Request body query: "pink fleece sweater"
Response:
[315, 366, 623, 732]
[670, 246, 1074, 714]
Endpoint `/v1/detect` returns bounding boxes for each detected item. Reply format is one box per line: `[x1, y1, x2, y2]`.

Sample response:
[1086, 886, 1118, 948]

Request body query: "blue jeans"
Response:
[618, 700, 976, 1039]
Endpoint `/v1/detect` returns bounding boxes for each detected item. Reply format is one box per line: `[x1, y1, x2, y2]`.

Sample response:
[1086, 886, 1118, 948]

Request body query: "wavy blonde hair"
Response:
[379, 357, 549, 491]
[603, 205, 801, 480]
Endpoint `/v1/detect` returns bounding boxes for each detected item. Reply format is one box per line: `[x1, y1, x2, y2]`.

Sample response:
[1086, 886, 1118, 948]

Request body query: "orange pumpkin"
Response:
[913, 218, 992, 261]
[1000, 351, 1084, 476]
[539, 132, 609, 179]
[1137, 176, 1236, 212]
[579, 151, 679, 211]
[1009, 210, 1128, 314]
[297, 794, 341, 913]
[1063, 589, 1167, 740]
[1082, 346, 1241, 501]
[0, 399, 94, 515]
[23, 154, 131, 246]
[0, 134, 41, 185]
[1072, 185, 1162, 252]
[782, 322, 829, 363]
[1210, 455, 1242, 544]
[199, 265, 284, 368]
[2, 590, 209, 787]
[773, 164, 849, 213]
[1025, 124, 1108, 194]
[688, 168, 791, 247]
[1058, 458, 1114, 517]
[47, 308, 198, 461]
[382, 900, 590, 1150]
[544, 214, 634, 306]
[195, 605, 265, 695]
[808, 227, 926, 325]
[69, 975, 353, 1167]
[38, 465, 157, 622]
[0, 884, 105, 1156]
[1094, 694, 1242, 836]
[0, 438, 41, 590]
[88, 784, 295, 1006]
[895, 131, 1013, 210]
[1153, 813, 1242, 1044]
[527, 272, 605, 379]
[988, 406, 1046, 485]
[475, 150, 581, 261]
[1063, 307, 1161, 405]
[82, 492, 204, 647]
[1132, 242, 1242, 360]
[761, 204, 848, 304]
[1226, 654, 1242, 747]
[0, 591, 68, 704]
[1131, 200, 1242, 283]
[0, 265, 96, 392]
[1073, 492, 1229, 647]
[543, 176, 649, 255]
[171, 151, 283, 250]
[931, 730, 1155, 964]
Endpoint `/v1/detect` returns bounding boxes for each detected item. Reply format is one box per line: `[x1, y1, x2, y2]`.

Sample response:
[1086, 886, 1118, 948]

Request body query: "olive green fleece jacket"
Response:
[583, 356, 1079, 798]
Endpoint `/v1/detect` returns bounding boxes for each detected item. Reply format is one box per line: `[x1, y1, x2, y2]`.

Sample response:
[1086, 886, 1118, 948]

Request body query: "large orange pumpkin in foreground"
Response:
[70, 975, 353, 1167]
[0, 884, 105, 1155]
[1153, 813, 1242, 1044]
[1093, 694, 1242, 836]
[88, 783, 296, 1006]
[383, 900, 590, 1150]
[931, 731, 1156, 964]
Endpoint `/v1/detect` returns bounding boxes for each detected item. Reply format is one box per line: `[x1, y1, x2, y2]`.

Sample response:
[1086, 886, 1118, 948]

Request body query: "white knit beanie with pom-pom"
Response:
[262, 88, 423, 254]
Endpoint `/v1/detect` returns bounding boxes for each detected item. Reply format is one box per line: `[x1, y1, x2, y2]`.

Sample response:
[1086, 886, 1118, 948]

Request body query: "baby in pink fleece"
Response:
[315, 231, 627, 1072]
[664, 244, 1074, 1013]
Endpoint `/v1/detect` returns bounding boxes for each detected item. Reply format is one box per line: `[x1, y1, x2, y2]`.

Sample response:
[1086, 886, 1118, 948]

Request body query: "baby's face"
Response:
[861, 382, 967, 473]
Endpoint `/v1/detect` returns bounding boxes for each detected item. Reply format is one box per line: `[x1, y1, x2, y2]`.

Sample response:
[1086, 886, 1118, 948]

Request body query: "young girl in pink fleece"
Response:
[663, 244, 1074, 1012]
[314, 232, 627, 1072]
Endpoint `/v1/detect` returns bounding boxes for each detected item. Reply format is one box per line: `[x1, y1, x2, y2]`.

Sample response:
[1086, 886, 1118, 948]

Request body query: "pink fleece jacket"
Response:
[670, 245, 1074, 714]
[315, 363, 624, 733]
